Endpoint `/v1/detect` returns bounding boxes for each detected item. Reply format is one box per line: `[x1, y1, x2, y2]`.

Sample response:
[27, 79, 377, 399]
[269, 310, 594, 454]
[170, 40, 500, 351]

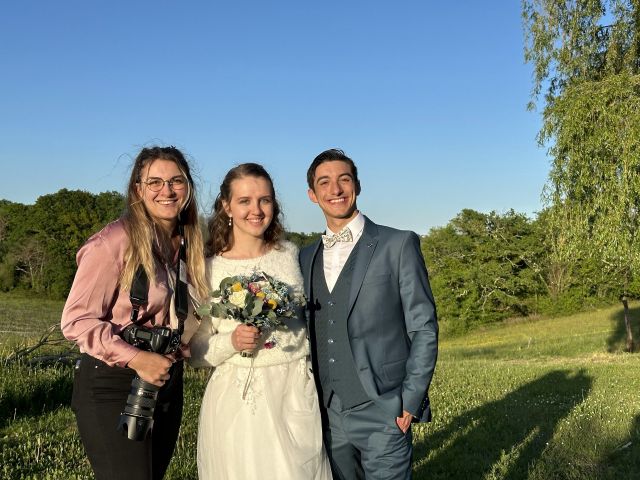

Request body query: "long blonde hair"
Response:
[121, 146, 208, 299]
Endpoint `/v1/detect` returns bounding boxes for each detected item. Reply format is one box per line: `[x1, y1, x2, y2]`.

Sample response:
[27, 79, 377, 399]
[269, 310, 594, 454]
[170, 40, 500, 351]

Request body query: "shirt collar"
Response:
[325, 211, 365, 238]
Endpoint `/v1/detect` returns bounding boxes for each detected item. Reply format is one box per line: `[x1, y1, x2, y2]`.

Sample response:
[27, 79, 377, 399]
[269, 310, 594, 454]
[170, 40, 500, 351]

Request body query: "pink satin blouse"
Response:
[61, 219, 175, 368]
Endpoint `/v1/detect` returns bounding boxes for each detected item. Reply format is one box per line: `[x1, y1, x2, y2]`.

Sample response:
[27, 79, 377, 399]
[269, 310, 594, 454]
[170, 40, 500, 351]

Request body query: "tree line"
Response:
[0, 189, 627, 334]
[0, 190, 124, 298]
[422, 208, 633, 334]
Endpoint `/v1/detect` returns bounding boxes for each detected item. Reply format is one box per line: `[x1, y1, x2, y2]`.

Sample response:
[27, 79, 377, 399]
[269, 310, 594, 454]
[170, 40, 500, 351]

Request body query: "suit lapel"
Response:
[304, 240, 322, 301]
[347, 217, 379, 316]
[303, 240, 323, 333]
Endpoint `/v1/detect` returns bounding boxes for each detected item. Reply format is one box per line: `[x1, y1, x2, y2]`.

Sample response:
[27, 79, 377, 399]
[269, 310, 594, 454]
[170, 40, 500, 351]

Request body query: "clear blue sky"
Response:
[1, 1, 548, 234]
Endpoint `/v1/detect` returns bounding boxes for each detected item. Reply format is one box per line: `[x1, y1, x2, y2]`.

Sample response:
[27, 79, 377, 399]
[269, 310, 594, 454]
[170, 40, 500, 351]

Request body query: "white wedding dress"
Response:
[189, 241, 332, 480]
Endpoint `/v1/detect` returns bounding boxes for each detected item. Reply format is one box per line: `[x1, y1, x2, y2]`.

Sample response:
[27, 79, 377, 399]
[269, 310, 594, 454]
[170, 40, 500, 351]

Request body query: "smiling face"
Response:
[223, 175, 274, 243]
[308, 160, 359, 231]
[136, 159, 188, 231]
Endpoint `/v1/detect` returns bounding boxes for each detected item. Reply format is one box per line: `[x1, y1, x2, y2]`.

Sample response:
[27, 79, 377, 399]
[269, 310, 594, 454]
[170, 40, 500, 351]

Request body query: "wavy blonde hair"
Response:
[121, 146, 208, 299]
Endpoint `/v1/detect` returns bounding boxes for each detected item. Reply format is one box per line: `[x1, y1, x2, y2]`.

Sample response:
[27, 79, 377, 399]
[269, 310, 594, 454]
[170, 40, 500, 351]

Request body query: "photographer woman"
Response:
[61, 146, 208, 480]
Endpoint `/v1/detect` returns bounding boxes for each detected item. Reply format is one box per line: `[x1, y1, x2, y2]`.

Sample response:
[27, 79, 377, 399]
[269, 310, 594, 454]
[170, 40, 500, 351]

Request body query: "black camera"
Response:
[121, 324, 181, 355]
[117, 325, 181, 441]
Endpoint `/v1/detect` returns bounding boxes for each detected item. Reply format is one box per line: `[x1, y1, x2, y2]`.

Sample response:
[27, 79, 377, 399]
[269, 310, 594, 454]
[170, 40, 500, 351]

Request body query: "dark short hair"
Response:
[306, 149, 361, 194]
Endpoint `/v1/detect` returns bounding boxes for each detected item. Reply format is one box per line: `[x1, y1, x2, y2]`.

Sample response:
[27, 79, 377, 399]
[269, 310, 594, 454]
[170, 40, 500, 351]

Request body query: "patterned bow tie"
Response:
[322, 227, 353, 248]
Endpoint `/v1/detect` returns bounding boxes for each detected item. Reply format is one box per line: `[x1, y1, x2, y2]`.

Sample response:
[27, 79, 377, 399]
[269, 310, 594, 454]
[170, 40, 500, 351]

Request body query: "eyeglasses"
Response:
[141, 175, 187, 192]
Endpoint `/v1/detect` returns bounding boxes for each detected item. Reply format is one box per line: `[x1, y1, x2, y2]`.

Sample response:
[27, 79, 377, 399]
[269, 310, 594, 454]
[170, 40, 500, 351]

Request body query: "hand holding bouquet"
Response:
[198, 271, 301, 356]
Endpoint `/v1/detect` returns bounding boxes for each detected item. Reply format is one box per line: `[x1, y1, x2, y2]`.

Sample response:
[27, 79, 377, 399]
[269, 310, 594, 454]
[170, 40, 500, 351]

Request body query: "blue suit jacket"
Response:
[299, 216, 438, 422]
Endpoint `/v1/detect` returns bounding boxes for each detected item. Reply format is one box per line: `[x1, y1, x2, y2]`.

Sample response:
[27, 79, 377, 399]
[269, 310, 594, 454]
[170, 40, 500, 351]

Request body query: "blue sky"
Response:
[1, 1, 548, 234]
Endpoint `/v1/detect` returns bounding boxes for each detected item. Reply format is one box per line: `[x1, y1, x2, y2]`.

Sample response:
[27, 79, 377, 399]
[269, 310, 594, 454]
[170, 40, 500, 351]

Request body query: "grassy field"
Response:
[1, 293, 639, 479]
[0, 293, 65, 340]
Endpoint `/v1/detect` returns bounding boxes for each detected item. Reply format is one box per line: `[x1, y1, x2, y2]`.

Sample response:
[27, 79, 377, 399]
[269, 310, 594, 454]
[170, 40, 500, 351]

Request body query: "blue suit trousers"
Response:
[325, 393, 413, 480]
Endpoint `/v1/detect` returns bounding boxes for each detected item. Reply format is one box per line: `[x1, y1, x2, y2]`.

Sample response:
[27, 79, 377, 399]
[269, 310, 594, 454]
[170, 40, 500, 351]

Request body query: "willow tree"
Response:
[523, 0, 640, 350]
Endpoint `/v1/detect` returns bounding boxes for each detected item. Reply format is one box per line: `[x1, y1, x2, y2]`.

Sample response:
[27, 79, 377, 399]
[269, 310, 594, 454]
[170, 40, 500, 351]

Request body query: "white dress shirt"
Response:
[323, 212, 365, 292]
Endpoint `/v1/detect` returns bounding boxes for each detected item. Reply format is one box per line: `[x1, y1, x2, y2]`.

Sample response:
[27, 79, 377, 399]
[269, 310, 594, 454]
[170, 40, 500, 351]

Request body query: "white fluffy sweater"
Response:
[189, 241, 309, 368]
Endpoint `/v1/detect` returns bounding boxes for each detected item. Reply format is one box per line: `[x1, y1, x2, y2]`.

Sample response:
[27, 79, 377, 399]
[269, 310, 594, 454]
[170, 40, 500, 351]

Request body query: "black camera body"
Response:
[121, 324, 181, 355]
[117, 325, 181, 441]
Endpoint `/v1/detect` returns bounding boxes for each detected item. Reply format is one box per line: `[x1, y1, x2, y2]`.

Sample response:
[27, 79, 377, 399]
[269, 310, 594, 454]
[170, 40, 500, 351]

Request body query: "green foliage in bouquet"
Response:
[197, 271, 301, 329]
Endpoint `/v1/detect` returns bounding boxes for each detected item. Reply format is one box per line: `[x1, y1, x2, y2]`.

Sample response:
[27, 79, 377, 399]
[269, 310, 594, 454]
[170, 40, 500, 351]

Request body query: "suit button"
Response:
[328, 338, 334, 344]
[328, 358, 335, 364]
[327, 301, 335, 306]
[328, 319, 335, 325]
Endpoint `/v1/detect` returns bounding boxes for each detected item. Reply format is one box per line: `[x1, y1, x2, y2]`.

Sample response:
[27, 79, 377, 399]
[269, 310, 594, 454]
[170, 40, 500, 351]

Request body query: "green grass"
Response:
[1, 296, 639, 479]
[414, 303, 640, 479]
[0, 292, 65, 342]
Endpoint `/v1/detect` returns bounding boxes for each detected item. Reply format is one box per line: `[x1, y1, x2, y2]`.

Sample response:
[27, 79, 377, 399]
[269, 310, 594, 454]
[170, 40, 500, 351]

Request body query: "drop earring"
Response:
[228, 217, 232, 227]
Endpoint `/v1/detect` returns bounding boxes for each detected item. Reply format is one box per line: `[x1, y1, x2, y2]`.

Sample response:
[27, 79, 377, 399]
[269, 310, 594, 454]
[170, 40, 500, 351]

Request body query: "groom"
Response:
[299, 149, 439, 479]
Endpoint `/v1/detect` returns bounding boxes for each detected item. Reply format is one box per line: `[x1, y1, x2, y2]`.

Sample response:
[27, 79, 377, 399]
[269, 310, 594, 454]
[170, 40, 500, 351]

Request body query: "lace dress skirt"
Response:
[197, 356, 332, 479]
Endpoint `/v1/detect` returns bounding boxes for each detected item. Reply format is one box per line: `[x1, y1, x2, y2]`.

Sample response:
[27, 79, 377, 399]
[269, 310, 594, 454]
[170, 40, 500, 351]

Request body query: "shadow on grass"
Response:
[414, 369, 593, 480]
[596, 413, 640, 479]
[0, 365, 73, 429]
[606, 304, 640, 352]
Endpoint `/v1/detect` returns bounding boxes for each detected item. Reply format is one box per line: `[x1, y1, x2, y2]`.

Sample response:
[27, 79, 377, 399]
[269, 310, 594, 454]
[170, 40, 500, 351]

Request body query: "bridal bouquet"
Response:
[198, 271, 300, 331]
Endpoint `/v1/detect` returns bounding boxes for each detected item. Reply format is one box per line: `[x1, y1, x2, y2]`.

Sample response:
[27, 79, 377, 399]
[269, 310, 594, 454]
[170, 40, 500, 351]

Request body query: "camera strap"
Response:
[174, 224, 188, 335]
[128, 225, 188, 334]
[129, 266, 149, 325]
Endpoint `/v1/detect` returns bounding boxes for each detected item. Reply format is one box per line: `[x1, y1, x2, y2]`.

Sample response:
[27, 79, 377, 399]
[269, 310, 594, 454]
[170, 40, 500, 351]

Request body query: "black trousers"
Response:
[71, 353, 184, 480]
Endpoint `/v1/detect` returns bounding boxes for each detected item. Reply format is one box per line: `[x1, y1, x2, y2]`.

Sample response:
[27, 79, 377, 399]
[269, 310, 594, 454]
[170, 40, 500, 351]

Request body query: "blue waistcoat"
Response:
[311, 243, 369, 409]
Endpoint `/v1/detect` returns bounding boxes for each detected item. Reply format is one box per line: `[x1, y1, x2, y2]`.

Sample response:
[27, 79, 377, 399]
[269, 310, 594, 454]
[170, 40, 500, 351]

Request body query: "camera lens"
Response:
[116, 376, 160, 441]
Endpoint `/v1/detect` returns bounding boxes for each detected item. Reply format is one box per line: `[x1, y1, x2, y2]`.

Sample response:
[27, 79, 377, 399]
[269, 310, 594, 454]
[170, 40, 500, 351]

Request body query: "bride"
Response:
[189, 163, 332, 479]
